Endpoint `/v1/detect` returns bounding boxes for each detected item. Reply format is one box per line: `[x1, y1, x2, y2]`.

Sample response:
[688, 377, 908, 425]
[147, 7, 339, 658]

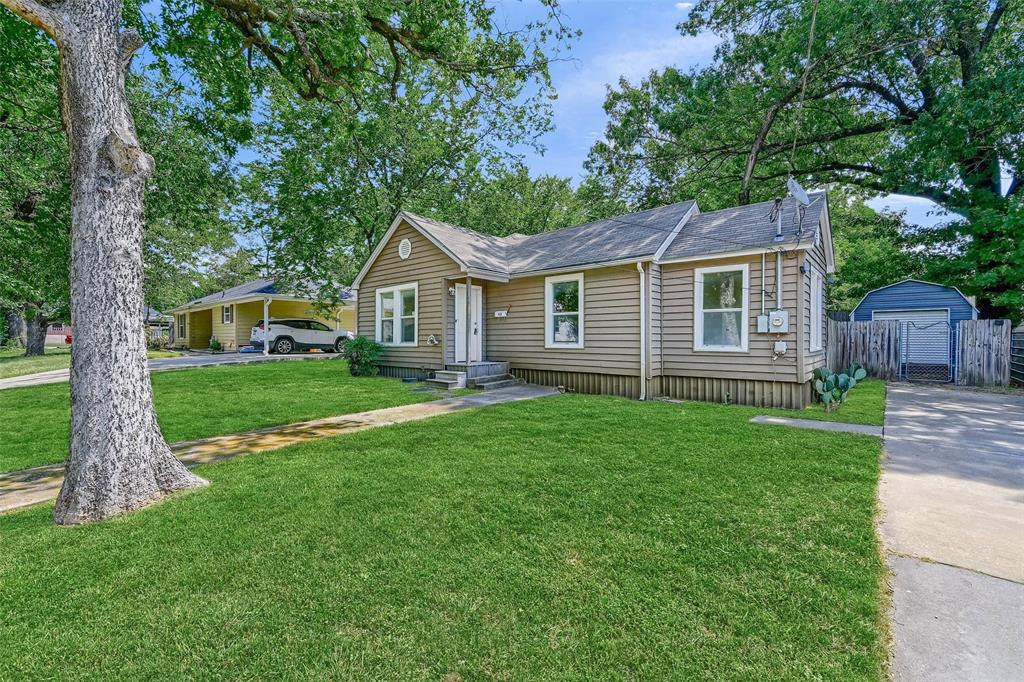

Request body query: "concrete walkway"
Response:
[881, 383, 1024, 681]
[0, 352, 334, 391]
[0, 384, 557, 514]
[749, 414, 883, 436]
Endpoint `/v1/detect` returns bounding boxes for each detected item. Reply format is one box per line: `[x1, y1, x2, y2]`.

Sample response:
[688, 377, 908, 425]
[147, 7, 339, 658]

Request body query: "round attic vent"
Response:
[398, 238, 412, 260]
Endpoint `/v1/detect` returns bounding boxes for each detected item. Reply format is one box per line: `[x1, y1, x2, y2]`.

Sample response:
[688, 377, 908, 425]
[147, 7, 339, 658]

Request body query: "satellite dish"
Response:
[787, 176, 811, 206]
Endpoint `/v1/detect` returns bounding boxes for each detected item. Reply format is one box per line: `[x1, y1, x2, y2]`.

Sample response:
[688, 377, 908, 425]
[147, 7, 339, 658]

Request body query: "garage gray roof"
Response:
[659, 193, 826, 261]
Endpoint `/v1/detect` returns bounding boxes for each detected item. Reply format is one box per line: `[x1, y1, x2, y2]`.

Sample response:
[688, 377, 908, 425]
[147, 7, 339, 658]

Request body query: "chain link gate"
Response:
[902, 320, 954, 382]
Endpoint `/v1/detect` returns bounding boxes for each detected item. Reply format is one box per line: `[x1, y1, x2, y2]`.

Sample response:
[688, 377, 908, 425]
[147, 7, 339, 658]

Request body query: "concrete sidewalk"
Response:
[0, 352, 334, 391]
[0, 384, 558, 514]
[881, 383, 1024, 681]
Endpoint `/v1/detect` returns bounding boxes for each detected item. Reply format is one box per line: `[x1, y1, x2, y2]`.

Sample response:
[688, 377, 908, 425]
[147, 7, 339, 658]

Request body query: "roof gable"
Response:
[658, 193, 827, 262]
[354, 193, 835, 286]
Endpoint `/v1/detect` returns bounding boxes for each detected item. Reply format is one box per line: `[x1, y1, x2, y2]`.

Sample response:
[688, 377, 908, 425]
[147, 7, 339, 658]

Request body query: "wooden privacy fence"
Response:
[955, 319, 1010, 386]
[1012, 324, 1024, 386]
[826, 320, 902, 380]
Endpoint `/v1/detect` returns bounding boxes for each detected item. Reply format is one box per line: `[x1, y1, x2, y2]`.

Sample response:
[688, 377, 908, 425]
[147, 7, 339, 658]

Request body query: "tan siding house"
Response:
[354, 194, 835, 408]
[169, 279, 355, 352]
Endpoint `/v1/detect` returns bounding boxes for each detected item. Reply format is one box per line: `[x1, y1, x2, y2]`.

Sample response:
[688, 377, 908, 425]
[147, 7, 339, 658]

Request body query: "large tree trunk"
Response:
[24, 311, 47, 356]
[50, 1, 206, 525]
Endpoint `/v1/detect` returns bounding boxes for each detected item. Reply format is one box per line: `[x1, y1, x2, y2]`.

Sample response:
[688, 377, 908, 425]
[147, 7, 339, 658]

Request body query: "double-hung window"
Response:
[177, 314, 186, 338]
[222, 304, 233, 324]
[376, 283, 418, 346]
[544, 273, 584, 349]
[810, 269, 824, 351]
[694, 264, 748, 352]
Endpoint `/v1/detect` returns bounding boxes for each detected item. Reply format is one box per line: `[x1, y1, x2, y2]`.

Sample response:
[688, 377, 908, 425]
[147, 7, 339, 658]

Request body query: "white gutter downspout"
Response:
[636, 261, 647, 401]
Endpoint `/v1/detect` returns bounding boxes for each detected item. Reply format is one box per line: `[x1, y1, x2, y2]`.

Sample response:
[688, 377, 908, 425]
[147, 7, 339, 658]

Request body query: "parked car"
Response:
[251, 319, 354, 354]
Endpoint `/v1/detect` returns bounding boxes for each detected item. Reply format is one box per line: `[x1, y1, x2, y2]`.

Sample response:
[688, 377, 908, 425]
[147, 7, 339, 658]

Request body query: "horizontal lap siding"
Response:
[660, 253, 802, 382]
[357, 221, 455, 370]
[210, 305, 236, 351]
[485, 266, 641, 375]
[649, 263, 662, 375]
[804, 236, 827, 379]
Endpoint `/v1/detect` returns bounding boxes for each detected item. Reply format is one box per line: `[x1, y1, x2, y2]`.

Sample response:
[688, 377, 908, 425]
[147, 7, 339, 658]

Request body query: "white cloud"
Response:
[556, 32, 720, 107]
[675, 2, 694, 9]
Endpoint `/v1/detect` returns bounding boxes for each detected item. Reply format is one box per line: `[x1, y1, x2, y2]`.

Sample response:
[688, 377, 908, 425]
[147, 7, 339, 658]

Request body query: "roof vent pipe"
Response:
[773, 198, 784, 242]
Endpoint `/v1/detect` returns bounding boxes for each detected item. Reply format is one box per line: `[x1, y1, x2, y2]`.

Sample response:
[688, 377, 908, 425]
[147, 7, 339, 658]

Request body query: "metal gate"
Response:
[902, 320, 954, 382]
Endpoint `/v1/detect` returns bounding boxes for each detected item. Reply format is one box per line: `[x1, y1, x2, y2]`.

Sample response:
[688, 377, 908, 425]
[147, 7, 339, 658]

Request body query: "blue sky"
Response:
[493, 0, 950, 228]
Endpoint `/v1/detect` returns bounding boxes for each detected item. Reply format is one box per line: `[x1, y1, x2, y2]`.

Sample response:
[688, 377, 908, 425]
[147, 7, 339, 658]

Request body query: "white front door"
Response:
[454, 284, 483, 363]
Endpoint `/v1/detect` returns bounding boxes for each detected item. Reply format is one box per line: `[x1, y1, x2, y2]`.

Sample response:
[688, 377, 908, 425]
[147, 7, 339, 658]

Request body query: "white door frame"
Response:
[454, 283, 483, 363]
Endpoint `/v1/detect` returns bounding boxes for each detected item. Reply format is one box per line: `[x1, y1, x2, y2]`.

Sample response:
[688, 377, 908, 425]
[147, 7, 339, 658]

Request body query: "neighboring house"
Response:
[144, 306, 172, 341]
[353, 194, 835, 408]
[852, 279, 979, 380]
[167, 279, 356, 351]
[45, 322, 71, 345]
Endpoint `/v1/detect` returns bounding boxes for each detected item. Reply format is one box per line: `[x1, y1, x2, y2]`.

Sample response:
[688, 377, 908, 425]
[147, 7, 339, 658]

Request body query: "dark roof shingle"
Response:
[660, 193, 826, 261]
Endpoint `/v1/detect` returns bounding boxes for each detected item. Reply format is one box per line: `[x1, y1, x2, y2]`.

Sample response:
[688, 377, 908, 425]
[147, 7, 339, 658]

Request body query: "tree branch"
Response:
[980, 0, 1010, 52]
[0, 0, 60, 39]
[831, 78, 917, 119]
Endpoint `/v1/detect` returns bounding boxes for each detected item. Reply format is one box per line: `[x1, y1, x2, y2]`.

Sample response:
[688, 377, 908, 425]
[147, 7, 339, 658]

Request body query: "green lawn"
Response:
[0, 395, 886, 679]
[0, 346, 182, 380]
[768, 379, 888, 426]
[0, 361, 438, 473]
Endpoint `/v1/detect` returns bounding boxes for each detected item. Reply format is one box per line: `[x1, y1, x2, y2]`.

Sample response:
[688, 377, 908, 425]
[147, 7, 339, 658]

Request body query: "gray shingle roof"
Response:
[179, 278, 353, 309]
[402, 214, 512, 276]
[404, 200, 696, 276]
[659, 193, 826, 261]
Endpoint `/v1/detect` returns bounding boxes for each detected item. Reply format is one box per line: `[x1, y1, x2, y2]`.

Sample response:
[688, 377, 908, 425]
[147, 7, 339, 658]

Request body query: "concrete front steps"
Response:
[425, 362, 517, 391]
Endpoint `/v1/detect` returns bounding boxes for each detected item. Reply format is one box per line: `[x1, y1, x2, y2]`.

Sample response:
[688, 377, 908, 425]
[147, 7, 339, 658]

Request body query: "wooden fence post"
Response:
[958, 319, 1011, 386]
[826, 319, 901, 380]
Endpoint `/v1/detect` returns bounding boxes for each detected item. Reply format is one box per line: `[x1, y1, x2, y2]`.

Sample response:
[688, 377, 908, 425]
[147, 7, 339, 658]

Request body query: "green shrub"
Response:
[209, 337, 223, 352]
[343, 336, 383, 376]
[813, 362, 869, 412]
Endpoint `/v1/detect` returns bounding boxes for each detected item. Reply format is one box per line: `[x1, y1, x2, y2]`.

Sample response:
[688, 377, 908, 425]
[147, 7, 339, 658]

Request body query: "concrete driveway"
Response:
[881, 383, 1024, 681]
[0, 352, 335, 391]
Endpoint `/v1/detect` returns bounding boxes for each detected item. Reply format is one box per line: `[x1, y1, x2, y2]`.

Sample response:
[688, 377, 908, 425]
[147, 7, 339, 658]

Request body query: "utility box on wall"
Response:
[757, 310, 789, 333]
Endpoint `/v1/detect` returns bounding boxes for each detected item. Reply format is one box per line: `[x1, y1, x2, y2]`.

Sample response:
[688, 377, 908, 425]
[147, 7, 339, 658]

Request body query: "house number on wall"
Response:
[398, 238, 412, 260]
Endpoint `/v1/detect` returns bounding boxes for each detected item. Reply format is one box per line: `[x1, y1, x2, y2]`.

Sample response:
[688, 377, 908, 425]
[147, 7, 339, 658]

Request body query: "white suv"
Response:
[251, 319, 354, 354]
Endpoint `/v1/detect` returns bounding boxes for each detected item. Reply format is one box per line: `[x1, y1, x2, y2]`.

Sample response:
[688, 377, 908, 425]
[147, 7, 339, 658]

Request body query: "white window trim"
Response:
[810, 269, 824, 352]
[375, 282, 418, 347]
[222, 304, 233, 324]
[544, 272, 584, 349]
[693, 263, 749, 353]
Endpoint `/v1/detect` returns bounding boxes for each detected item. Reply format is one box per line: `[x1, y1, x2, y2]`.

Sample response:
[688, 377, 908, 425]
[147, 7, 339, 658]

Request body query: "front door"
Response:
[454, 284, 483, 363]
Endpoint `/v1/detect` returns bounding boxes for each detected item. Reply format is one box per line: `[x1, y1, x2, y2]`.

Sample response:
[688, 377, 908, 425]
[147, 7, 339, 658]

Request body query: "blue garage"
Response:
[852, 279, 978, 381]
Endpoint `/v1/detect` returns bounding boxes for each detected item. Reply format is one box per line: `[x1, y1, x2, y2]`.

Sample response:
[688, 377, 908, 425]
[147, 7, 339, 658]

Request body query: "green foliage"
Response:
[343, 336, 384, 377]
[813, 367, 850, 412]
[828, 195, 925, 311]
[814, 363, 869, 412]
[0, 12, 243, 316]
[845, 362, 868, 383]
[208, 338, 223, 353]
[585, 0, 1023, 316]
